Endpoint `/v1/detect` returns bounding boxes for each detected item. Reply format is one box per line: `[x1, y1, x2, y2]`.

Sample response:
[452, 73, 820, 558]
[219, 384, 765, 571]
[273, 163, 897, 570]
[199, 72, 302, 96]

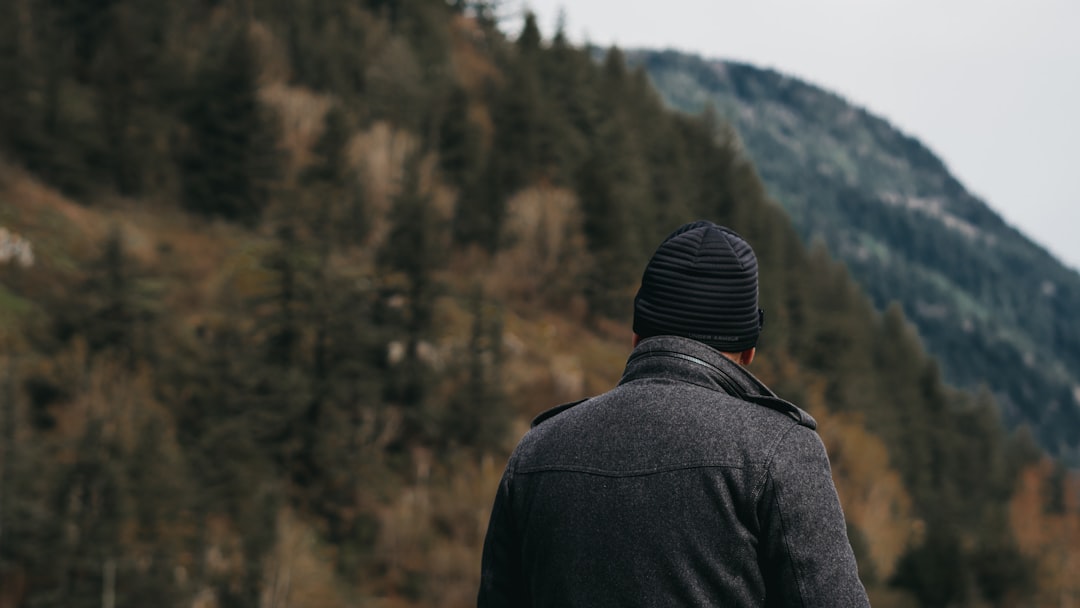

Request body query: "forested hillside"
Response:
[0, 2, 1077, 607]
[634, 50, 1080, 463]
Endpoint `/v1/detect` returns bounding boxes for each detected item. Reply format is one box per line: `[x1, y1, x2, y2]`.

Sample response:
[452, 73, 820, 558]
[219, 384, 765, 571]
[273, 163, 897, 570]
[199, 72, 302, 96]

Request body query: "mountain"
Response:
[631, 49, 1080, 461]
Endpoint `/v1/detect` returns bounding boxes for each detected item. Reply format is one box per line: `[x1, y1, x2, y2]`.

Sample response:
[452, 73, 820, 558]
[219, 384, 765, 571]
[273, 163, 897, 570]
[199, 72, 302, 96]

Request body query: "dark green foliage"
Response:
[437, 85, 484, 192]
[893, 517, 1034, 607]
[378, 152, 444, 337]
[0, 1, 29, 158]
[180, 24, 281, 224]
[1, 353, 193, 608]
[257, 225, 312, 368]
[265, 0, 371, 96]
[574, 143, 648, 318]
[0, 0, 177, 196]
[569, 50, 661, 318]
[364, 35, 429, 132]
[968, 525, 1037, 604]
[158, 322, 283, 607]
[303, 107, 370, 246]
[451, 156, 503, 251]
[297, 273, 384, 541]
[440, 289, 509, 451]
[79, 228, 157, 364]
[34, 227, 159, 369]
[87, 1, 166, 196]
[892, 522, 968, 607]
[378, 150, 446, 442]
[453, 15, 558, 250]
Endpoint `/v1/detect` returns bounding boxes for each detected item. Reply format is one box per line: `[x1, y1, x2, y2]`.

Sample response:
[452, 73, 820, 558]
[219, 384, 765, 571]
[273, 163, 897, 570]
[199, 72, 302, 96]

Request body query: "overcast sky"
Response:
[515, 0, 1080, 271]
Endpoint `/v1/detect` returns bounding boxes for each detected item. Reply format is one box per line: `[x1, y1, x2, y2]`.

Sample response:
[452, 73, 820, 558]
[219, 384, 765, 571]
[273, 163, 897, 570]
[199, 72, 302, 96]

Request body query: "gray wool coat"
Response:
[478, 335, 870, 607]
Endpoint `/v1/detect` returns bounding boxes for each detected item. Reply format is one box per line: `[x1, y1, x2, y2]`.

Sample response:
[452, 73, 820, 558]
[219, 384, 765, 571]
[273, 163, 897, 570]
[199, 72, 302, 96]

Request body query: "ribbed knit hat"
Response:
[633, 221, 763, 352]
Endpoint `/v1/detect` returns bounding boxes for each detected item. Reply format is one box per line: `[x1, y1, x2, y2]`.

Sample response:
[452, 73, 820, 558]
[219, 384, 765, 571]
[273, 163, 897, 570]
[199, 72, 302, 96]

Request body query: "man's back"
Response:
[478, 336, 869, 607]
[479, 222, 869, 607]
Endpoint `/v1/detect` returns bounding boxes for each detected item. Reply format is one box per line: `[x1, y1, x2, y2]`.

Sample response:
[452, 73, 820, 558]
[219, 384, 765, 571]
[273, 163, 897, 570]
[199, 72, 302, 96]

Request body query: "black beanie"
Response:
[633, 221, 762, 352]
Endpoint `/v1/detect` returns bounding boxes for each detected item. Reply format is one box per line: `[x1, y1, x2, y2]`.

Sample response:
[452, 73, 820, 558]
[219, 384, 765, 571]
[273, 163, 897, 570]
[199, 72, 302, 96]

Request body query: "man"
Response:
[478, 221, 870, 607]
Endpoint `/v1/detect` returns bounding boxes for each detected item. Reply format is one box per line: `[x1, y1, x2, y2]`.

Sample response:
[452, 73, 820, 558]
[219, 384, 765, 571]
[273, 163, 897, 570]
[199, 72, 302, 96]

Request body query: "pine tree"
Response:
[495, 12, 561, 187]
[578, 48, 657, 319]
[272, 0, 371, 96]
[365, 35, 427, 133]
[179, 23, 280, 224]
[160, 321, 280, 608]
[88, 0, 173, 196]
[377, 149, 446, 442]
[0, 0, 28, 157]
[302, 107, 368, 246]
[438, 84, 484, 194]
[298, 261, 384, 542]
[441, 288, 508, 451]
[49, 227, 159, 367]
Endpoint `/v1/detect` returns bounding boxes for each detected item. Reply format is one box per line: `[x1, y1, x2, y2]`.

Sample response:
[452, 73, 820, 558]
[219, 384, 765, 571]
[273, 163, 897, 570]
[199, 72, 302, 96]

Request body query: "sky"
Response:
[514, 0, 1080, 271]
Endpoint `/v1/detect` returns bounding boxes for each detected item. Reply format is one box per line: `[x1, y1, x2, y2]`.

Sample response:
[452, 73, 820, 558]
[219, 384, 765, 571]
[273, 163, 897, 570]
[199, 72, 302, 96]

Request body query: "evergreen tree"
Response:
[159, 321, 280, 608]
[574, 51, 653, 318]
[0, 0, 28, 158]
[450, 120, 503, 250]
[84, 228, 140, 358]
[302, 107, 368, 246]
[891, 521, 968, 607]
[270, 0, 371, 97]
[49, 227, 158, 367]
[377, 149, 446, 442]
[86, 0, 174, 196]
[179, 24, 280, 224]
[439, 84, 487, 240]
[441, 288, 508, 451]
[540, 27, 596, 185]
[6, 0, 106, 194]
[365, 35, 427, 133]
[437, 85, 474, 186]
[299, 262, 385, 544]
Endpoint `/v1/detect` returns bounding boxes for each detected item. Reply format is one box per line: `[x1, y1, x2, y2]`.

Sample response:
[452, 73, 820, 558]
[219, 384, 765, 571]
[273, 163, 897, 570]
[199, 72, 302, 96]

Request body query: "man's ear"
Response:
[632, 333, 642, 348]
[738, 347, 756, 366]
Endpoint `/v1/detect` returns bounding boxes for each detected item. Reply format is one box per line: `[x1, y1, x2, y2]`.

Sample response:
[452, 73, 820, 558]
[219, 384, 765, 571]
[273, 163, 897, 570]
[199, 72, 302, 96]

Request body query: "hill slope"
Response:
[633, 49, 1080, 460]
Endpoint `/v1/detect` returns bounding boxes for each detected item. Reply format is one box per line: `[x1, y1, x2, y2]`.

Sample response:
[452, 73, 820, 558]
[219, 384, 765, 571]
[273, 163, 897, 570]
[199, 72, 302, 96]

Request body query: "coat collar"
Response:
[618, 336, 817, 429]
[532, 335, 817, 429]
